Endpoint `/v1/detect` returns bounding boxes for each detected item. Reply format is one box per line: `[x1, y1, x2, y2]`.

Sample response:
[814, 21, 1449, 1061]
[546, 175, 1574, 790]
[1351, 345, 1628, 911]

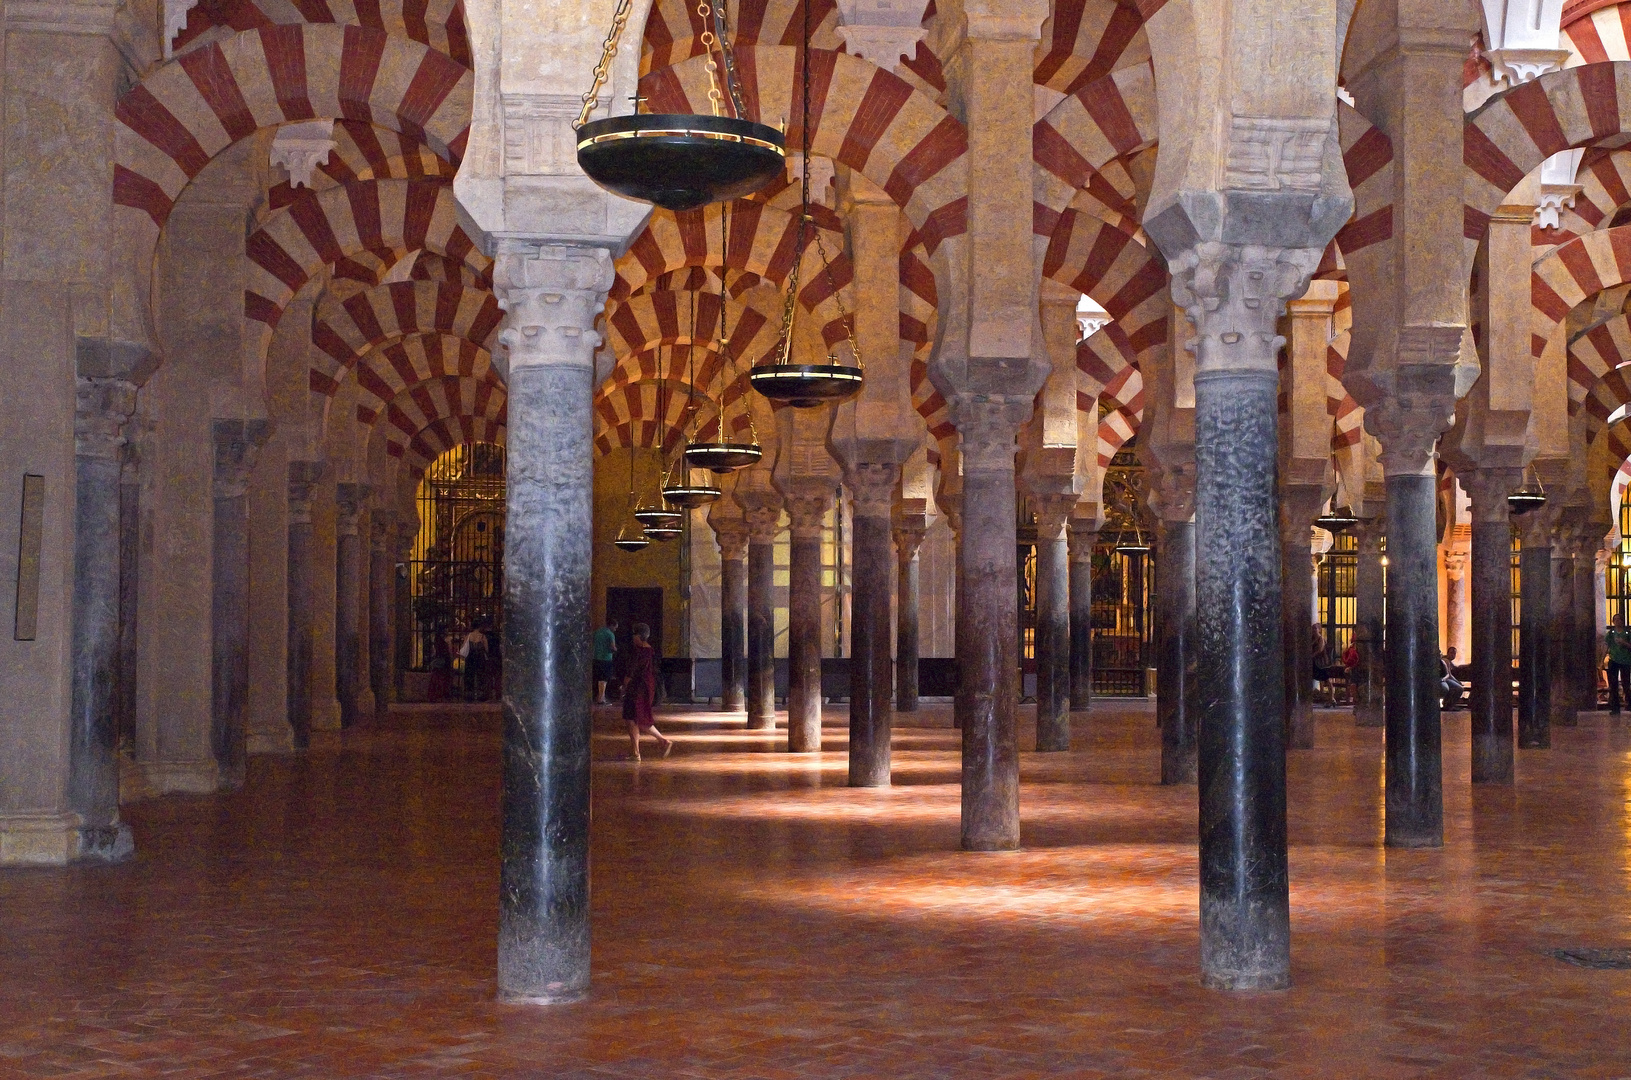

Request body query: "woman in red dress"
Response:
[621, 622, 674, 761]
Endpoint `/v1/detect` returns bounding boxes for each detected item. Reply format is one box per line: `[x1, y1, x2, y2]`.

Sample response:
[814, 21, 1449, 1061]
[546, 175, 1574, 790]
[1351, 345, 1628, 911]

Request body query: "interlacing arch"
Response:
[373, 376, 507, 462]
[169, 0, 473, 67]
[1032, 63, 1159, 239]
[593, 379, 722, 455]
[114, 26, 472, 231]
[263, 122, 461, 208]
[604, 291, 781, 381]
[333, 334, 499, 420]
[613, 201, 846, 302]
[1530, 226, 1631, 406]
[310, 280, 502, 389]
[1094, 364, 1145, 469]
[1539, 147, 1631, 242]
[244, 180, 487, 363]
[1335, 101, 1395, 260]
[1033, 0, 1150, 98]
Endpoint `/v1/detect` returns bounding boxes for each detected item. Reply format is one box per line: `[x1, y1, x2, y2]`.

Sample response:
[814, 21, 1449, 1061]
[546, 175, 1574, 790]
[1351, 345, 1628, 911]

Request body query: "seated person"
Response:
[1441, 646, 1467, 709]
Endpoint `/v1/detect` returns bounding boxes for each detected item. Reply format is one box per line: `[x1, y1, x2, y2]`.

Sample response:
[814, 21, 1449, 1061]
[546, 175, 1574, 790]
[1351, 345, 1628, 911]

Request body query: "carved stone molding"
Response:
[494, 243, 616, 371]
[74, 378, 136, 461]
[1223, 116, 1329, 193]
[271, 120, 337, 189]
[784, 494, 830, 540]
[743, 505, 782, 545]
[1031, 494, 1074, 542]
[1461, 468, 1521, 524]
[1169, 242, 1323, 377]
[712, 520, 750, 563]
[288, 462, 325, 527]
[845, 461, 899, 519]
[211, 418, 271, 498]
[501, 94, 585, 177]
[335, 483, 372, 537]
[948, 396, 1032, 474]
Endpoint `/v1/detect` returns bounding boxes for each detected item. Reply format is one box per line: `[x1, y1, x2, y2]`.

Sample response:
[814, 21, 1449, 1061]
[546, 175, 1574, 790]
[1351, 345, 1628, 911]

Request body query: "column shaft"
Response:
[336, 528, 363, 727]
[498, 360, 594, 1003]
[787, 530, 823, 752]
[1069, 529, 1094, 710]
[1573, 555, 1597, 714]
[1195, 370, 1287, 990]
[211, 489, 251, 786]
[1518, 542, 1551, 749]
[1034, 529, 1070, 751]
[1157, 519, 1197, 784]
[1383, 473, 1443, 845]
[895, 545, 920, 710]
[369, 531, 393, 714]
[1282, 530, 1315, 750]
[1353, 519, 1386, 727]
[286, 467, 319, 751]
[720, 546, 747, 712]
[1470, 518, 1513, 783]
[958, 465, 1020, 850]
[850, 512, 895, 785]
[66, 378, 136, 861]
[1550, 549, 1576, 728]
[747, 538, 776, 728]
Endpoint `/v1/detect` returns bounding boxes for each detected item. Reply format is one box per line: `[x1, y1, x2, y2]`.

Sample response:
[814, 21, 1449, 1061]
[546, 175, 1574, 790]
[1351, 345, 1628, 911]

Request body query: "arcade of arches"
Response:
[8, 0, 1631, 1072]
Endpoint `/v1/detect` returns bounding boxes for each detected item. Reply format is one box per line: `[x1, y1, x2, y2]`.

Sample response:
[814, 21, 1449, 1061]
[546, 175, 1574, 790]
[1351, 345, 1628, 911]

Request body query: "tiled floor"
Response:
[4, 702, 1631, 1078]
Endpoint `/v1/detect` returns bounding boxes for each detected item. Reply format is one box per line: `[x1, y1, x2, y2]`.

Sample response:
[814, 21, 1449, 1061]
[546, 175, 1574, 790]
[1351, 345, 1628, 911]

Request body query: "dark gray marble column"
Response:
[715, 522, 748, 712]
[951, 402, 1027, 851]
[848, 465, 899, 786]
[286, 462, 323, 751]
[1156, 517, 1197, 784]
[1068, 520, 1095, 711]
[894, 518, 926, 712]
[744, 505, 780, 730]
[335, 483, 369, 728]
[1383, 470, 1443, 845]
[369, 512, 395, 715]
[66, 375, 137, 862]
[1550, 543, 1576, 729]
[1280, 487, 1323, 751]
[1518, 523, 1552, 750]
[1194, 367, 1288, 989]
[1353, 516, 1386, 727]
[210, 420, 267, 789]
[494, 244, 611, 1004]
[1573, 542, 1599, 715]
[785, 494, 827, 753]
[116, 447, 140, 758]
[1032, 497, 1072, 752]
[1464, 470, 1516, 785]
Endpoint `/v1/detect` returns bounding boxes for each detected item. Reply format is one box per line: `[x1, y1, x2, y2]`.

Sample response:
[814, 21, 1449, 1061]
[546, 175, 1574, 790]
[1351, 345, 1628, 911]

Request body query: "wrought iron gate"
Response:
[408, 443, 506, 671]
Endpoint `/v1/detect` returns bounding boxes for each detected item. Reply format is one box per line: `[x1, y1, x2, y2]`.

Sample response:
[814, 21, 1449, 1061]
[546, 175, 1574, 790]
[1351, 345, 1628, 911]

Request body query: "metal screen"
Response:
[407, 443, 506, 671]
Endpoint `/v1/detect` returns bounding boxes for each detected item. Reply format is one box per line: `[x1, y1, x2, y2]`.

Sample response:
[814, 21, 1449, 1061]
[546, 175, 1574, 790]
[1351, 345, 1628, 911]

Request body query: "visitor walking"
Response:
[459, 620, 490, 702]
[622, 622, 673, 761]
[593, 620, 618, 705]
[1607, 615, 1631, 715]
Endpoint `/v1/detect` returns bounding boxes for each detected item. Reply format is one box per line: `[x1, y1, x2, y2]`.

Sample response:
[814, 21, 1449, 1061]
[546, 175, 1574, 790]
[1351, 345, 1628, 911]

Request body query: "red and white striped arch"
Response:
[1335, 101, 1395, 260]
[170, 0, 472, 67]
[244, 180, 487, 364]
[593, 378, 720, 455]
[1034, 0, 1150, 96]
[1531, 225, 1631, 406]
[114, 26, 471, 230]
[641, 47, 968, 253]
[1032, 62, 1159, 239]
[376, 376, 506, 462]
[264, 121, 460, 210]
[336, 334, 499, 420]
[613, 201, 845, 301]
[1094, 364, 1144, 468]
[311, 280, 501, 389]
[1563, 3, 1631, 66]
[604, 291, 780, 388]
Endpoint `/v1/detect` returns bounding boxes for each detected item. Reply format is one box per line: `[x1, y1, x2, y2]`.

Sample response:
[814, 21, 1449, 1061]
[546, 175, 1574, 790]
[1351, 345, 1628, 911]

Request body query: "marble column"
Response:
[1518, 518, 1552, 750]
[784, 493, 828, 752]
[494, 243, 613, 1004]
[334, 483, 369, 729]
[1464, 469, 1517, 785]
[286, 462, 323, 750]
[894, 517, 926, 712]
[1573, 540, 1599, 714]
[744, 504, 781, 730]
[1156, 517, 1197, 784]
[951, 400, 1030, 850]
[1281, 487, 1325, 750]
[1032, 497, 1073, 752]
[210, 420, 266, 789]
[1172, 244, 1321, 991]
[66, 376, 137, 862]
[1550, 541, 1576, 728]
[368, 512, 395, 715]
[715, 522, 748, 712]
[1353, 516, 1386, 727]
[848, 464, 899, 786]
[116, 448, 140, 756]
[1068, 520, 1096, 711]
[1444, 552, 1468, 659]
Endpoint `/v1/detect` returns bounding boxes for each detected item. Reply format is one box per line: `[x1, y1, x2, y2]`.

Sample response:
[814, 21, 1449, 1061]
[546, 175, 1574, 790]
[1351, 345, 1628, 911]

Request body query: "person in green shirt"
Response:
[1608, 615, 1631, 715]
[593, 621, 619, 705]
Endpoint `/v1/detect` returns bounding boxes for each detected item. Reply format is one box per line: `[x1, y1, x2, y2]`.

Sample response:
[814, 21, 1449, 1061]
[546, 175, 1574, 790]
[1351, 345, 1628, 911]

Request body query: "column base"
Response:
[75, 823, 135, 864]
[498, 988, 591, 1005]
[1200, 969, 1291, 992]
[357, 689, 378, 717]
[0, 813, 79, 866]
[248, 725, 298, 754]
[133, 759, 222, 795]
[1354, 702, 1384, 728]
[311, 698, 343, 732]
[1552, 705, 1580, 728]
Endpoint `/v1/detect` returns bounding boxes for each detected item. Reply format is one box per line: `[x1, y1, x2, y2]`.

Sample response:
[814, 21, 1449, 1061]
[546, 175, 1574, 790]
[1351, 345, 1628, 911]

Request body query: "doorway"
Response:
[606, 587, 664, 680]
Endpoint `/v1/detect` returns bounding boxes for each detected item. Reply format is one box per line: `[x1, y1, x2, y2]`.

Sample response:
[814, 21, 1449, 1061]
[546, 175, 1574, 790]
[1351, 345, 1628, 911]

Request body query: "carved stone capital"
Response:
[288, 461, 325, 526]
[335, 483, 371, 536]
[712, 519, 749, 562]
[1461, 467, 1520, 524]
[270, 120, 336, 188]
[1031, 494, 1074, 542]
[894, 517, 927, 564]
[1443, 550, 1467, 581]
[844, 460, 899, 519]
[1279, 485, 1327, 546]
[75, 378, 136, 460]
[1170, 242, 1323, 377]
[1364, 325, 1467, 477]
[370, 510, 396, 554]
[1355, 515, 1386, 556]
[1068, 521, 1098, 563]
[211, 419, 270, 498]
[1143, 461, 1197, 523]
[742, 503, 783, 545]
[494, 243, 615, 371]
[784, 493, 831, 540]
[949, 396, 1032, 474]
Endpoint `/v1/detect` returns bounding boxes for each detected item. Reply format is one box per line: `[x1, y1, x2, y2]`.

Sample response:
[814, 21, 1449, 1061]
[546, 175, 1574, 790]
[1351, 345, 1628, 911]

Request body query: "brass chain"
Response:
[575, 0, 637, 129]
[711, 0, 749, 119]
[696, 1, 725, 116]
[773, 216, 807, 365]
[812, 225, 861, 367]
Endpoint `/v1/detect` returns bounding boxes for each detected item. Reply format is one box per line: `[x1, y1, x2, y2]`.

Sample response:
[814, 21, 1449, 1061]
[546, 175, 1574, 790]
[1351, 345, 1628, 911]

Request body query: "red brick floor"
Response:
[3, 703, 1631, 1078]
